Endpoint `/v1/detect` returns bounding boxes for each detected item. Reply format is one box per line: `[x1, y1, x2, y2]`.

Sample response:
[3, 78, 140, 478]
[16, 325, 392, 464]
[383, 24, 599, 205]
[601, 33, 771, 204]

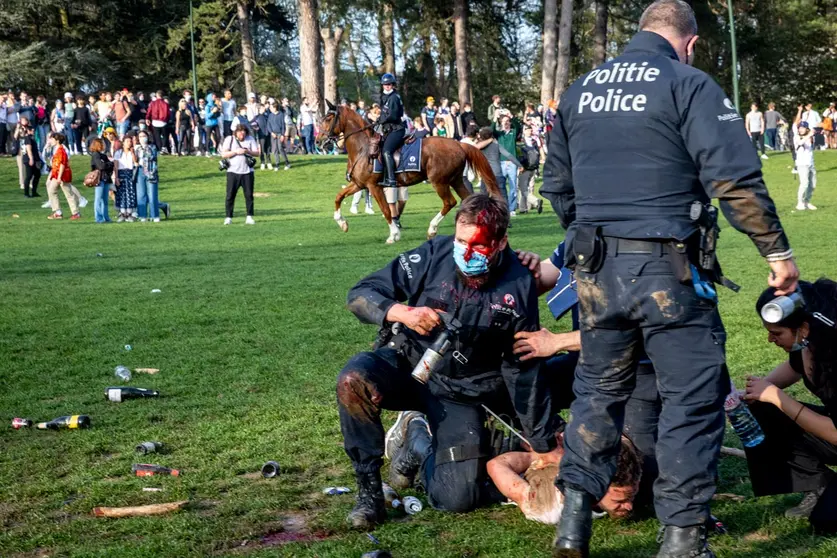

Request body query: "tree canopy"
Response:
[0, 0, 834, 116]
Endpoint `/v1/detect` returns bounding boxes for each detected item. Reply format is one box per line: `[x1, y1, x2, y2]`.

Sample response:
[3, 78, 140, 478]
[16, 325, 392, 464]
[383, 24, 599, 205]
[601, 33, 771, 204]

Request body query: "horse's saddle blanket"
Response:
[372, 138, 423, 174]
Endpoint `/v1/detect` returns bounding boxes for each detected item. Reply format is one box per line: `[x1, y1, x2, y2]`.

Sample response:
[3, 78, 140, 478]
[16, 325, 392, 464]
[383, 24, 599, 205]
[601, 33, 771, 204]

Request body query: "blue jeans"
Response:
[302, 124, 315, 154]
[116, 119, 130, 138]
[765, 128, 777, 150]
[94, 181, 111, 223]
[64, 126, 76, 153]
[500, 160, 519, 212]
[135, 168, 159, 219]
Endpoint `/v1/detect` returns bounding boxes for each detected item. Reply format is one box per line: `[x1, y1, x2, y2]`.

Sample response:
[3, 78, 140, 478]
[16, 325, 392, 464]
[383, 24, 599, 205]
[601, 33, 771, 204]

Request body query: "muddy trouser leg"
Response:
[419, 398, 492, 513]
[544, 352, 579, 417]
[337, 348, 429, 474]
[559, 244, 727, 529]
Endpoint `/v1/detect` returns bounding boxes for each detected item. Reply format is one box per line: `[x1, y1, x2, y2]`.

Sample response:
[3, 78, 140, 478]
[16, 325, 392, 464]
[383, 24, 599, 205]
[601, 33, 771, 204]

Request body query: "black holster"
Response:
[567, 226, 605, 273]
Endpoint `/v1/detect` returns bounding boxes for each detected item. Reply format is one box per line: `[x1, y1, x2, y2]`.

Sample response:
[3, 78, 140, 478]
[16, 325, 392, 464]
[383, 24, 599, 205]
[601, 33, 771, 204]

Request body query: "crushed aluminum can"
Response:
[322, 486, 352, 496]
[12, 417, 33, 429]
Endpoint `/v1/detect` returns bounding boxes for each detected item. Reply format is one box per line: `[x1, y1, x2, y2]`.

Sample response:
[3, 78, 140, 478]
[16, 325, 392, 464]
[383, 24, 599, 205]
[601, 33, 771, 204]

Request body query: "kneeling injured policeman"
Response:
[337, 194, 557, 529]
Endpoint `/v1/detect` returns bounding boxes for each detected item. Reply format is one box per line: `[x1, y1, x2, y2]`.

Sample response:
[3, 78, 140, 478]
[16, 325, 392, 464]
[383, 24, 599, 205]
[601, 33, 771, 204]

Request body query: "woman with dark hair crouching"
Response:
[743, 279, 837, 532]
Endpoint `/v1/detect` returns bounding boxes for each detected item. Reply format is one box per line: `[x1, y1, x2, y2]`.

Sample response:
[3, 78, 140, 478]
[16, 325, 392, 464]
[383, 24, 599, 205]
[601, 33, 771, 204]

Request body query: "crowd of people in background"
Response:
[3, 86, 835, 224]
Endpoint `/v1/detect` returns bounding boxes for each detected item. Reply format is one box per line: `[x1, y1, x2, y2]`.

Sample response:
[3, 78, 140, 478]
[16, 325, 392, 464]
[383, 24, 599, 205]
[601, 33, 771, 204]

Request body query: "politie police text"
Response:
[578, 62, 659, 114]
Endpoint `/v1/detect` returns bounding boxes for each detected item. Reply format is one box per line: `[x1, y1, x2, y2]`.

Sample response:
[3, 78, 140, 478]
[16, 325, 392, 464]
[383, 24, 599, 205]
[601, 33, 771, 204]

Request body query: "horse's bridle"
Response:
[323, 107, 375, 141]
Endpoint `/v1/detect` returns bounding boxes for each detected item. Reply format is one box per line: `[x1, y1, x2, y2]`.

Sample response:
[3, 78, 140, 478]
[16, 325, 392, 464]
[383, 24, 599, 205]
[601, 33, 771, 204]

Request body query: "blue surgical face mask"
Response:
[453, 241, 490, 276]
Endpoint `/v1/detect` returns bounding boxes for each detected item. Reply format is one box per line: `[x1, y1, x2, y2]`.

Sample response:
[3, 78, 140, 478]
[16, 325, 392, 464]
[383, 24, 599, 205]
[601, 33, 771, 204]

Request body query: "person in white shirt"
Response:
[793, 121, 817, 211]
[299, 97, 316, 154]
[746, 103, 768, 160]
[245, 92, 260, 121]
[221, 124, 260, 225]
[113, 135, 138, 222]
[221, 90, 237, 138]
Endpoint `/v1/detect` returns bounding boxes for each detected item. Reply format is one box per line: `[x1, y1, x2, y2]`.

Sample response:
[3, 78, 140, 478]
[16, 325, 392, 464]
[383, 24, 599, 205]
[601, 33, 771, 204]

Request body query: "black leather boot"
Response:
[656, 524, 715, 558]
[388, 413, 431, 490]
[553, 486, 593, 558]
[347, 470, 387, 530]
[380, 152, 397, 187]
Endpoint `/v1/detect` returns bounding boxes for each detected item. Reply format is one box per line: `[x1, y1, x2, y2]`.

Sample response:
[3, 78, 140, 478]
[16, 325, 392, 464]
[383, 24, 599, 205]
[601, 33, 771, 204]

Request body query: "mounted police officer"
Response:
[541, 1, 799, 557]
[378, 73, 405, 188]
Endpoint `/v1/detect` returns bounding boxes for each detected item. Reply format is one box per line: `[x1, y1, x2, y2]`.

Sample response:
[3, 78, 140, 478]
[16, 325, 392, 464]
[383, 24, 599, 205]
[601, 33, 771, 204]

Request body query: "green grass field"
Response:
[1, 149, 836, 558]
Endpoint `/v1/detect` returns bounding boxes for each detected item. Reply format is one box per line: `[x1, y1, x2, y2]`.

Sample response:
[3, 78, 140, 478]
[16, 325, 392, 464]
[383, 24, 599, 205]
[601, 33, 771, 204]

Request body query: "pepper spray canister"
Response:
[411, 313, 461, 384]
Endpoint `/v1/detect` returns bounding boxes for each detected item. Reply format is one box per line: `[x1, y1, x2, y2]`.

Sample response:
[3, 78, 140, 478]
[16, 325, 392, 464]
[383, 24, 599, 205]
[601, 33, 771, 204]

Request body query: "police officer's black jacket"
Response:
[541, 31, 791, 261]
[347, 235, 557, 453]
[379, 91, 404, 126]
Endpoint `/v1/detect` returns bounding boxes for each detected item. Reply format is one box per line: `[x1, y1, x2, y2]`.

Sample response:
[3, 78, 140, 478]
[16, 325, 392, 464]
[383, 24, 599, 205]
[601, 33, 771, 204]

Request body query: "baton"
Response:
[481, 404, 531, 448]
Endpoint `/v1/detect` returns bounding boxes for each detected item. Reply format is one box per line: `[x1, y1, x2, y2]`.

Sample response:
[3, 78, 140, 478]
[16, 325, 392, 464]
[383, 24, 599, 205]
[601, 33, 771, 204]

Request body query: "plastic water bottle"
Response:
[724, 381, 765, 447]
[114, 365, 132, 382]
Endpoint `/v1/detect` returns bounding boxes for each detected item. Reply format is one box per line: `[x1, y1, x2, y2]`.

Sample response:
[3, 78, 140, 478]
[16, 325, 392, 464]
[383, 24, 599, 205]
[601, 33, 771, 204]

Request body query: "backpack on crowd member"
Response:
[521, 143, 540, 170]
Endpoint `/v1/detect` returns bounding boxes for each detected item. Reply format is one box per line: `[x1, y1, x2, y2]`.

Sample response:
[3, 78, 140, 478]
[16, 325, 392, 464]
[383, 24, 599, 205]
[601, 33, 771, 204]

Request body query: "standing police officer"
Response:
[541, 2, 799, 557]
[378, 73, 405, 188]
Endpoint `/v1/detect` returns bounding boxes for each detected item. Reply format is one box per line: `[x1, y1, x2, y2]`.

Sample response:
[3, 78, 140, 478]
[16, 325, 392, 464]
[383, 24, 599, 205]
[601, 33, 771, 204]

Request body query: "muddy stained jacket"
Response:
[541, 31, 791, 261]
[347, 235, 557, 453]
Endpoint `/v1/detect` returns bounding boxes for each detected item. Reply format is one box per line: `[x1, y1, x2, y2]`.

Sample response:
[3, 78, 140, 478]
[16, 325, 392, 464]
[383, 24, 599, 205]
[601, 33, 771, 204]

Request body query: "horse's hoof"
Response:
[427, 231, 437, 240]
[386, 237, 396, 245]
[339, 220, 349, 233]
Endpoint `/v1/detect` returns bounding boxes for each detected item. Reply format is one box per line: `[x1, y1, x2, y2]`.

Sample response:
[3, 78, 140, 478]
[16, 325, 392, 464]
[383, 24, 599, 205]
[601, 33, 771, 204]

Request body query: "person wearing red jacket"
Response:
[146, 90, 170, 152]
[46, 133, 80, 220]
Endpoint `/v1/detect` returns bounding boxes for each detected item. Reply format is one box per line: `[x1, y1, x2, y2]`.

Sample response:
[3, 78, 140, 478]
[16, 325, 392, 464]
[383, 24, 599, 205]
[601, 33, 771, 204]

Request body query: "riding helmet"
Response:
[380, 73, 396, 86]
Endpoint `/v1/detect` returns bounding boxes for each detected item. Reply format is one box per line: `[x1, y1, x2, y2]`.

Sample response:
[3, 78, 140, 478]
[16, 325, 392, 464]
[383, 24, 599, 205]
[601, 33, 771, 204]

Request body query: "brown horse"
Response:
[319, 101, 502, 244]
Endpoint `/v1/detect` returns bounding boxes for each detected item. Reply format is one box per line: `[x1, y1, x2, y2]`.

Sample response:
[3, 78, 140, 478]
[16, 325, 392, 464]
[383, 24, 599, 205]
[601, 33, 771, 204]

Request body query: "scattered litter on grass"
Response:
[142, 487, 163, 492]
[12, 213, 20, 218]
[135, 441, 164, 455]
[151, 289, 162, 293]
[367, 533, 380, 545]
[253, 192, 271, 198]
[93, 500, 187, 518]
[133, 463, 180, 477]
[261, 461, 281, 478]
[115, 366, 132, 382]
[323, 486, 351, 495]
[134, 368, 160, 375]
[12, 417, 33, 429]
[124, 345, 132, 351]
[713, 493, 746, 502]
[96, 253, 104, 257]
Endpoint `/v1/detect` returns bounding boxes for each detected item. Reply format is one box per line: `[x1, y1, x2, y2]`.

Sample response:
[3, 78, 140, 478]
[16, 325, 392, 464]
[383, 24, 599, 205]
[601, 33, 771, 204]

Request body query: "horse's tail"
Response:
[461, 143, 503, 202]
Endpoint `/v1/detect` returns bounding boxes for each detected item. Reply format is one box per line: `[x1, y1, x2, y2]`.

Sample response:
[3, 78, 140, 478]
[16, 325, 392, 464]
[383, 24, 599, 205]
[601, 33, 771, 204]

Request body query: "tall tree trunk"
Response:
[345, 27, 363, 102]
[540, 0, 558, 104]
[592, 0, 608, 68]
[235, 0, 256, 97]
[320, 26, 344, 106]
[297, 0, 322, 111]
[378, 1, 396, 75]
[453, 0, 472, 105]
[553, 0, 573, 100]
[419, 27, 436, 98]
